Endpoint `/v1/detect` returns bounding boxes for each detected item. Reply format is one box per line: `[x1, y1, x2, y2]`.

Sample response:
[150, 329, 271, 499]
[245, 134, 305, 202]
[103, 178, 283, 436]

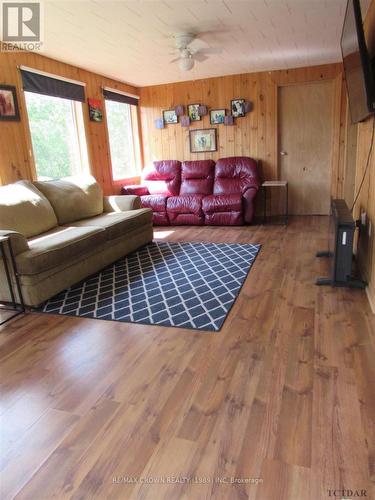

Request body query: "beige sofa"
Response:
[0, 175, 153, 307]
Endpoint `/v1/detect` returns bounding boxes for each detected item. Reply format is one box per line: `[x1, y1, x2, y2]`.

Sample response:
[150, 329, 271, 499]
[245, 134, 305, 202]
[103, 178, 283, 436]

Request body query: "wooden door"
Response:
[278, 81, 335, 215]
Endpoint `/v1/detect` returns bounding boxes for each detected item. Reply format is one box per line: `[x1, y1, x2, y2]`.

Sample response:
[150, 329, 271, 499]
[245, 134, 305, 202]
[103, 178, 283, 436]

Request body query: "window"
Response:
[25, 92, 89, 180]
[105, 100, 140, 180]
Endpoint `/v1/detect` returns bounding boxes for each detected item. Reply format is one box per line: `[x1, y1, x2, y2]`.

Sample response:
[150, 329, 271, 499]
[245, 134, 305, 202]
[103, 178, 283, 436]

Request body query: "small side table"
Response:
[262, 180, 288, 225]
[0, 236, 25, 326]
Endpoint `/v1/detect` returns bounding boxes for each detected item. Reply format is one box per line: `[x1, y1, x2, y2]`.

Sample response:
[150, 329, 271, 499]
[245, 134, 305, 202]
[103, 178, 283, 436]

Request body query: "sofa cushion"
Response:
[213, 157, 259, 195]
[0, 180, 58, 238]
[202, 193, 242, 213]
[34, 175, 103, 225]
[142, 160, 181, 196]
[180, 160, 215, 195]
[70, 208, 152, 241]
[140, 195, 167, 213]
[166, 195, 203, 216]
[17, 226, 106, 275]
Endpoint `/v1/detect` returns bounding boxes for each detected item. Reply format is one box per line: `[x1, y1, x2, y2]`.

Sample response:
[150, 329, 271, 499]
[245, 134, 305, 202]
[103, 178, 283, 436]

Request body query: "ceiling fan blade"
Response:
[188, 38, 208, 52]
[199, 47, 223, 55]
[195, 28, 232, 38]
[196, 29, 223, 37]
[169, 57, 181, 64]
[193, 53, 208, 63]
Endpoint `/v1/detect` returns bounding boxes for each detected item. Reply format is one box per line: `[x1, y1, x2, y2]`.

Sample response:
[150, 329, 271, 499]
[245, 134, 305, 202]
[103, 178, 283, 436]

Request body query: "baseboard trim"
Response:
[366, 283, 375, 314]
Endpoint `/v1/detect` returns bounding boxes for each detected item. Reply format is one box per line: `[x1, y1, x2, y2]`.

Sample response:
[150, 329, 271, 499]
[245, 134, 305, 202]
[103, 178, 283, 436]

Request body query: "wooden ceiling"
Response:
[38, 0, 370, 86]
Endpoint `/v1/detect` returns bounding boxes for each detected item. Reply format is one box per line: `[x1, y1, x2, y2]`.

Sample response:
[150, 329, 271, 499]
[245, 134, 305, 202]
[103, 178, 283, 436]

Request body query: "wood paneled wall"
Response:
[139, 63, 345, 191]
[353, 0, 375, 310]
[0, 2, 374, 309]
[0, 51, 140, 194]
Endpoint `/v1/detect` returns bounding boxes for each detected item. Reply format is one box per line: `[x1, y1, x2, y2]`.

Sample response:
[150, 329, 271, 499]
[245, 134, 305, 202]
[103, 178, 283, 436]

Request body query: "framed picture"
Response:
[0, 85, 20, 121]
[163, 109, 178, 124]
[231, 98, 245, 118]
[210, 109, 226, 125]
[88, 98, 103, 122]
[188, 103, 201, 122]
[189, 128, 217, 153]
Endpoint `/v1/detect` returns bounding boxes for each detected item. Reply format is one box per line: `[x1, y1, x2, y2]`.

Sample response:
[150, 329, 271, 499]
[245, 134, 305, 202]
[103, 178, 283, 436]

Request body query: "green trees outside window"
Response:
[25, 92, 88, 180]
[105, 100, 138, 180]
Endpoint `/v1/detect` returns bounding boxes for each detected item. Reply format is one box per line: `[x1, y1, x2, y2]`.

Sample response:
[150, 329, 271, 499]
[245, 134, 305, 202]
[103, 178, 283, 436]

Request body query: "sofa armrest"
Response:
[103, 195, 141, 213]
[121, 185, 149, 196]
[0, 230, 29, 256]
[242, 186, 258, 224]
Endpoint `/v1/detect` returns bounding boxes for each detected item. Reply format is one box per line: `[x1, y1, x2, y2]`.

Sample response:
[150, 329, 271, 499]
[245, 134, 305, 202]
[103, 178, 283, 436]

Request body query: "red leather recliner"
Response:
[203, 157, 260, 224]
[139, 160, 181, 225]
[167, 160, 215, 225]
[122, 157, 260, 225]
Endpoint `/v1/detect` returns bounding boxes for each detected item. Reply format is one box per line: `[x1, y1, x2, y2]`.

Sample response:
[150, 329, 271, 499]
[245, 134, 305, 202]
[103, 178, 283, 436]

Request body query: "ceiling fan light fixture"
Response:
[174, 32, 195, 49]
[179, 57, 194, 71]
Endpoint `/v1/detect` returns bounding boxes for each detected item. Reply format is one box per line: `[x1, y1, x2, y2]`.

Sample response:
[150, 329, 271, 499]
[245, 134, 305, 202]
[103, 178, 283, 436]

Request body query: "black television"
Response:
[341, 0, 375, 123]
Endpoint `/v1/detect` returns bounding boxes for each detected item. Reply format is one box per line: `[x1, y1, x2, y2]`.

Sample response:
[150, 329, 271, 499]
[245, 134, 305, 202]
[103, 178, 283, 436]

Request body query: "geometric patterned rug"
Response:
[39, 241, 260, 331]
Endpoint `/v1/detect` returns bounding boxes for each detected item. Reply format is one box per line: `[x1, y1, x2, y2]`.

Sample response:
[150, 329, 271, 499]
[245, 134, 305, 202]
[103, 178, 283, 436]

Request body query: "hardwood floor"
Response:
[0, 217, 374, 500]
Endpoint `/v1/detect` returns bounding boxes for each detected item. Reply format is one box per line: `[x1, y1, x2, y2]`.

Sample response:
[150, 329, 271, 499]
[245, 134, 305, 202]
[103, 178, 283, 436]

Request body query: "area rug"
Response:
[40, 241, 260, 331]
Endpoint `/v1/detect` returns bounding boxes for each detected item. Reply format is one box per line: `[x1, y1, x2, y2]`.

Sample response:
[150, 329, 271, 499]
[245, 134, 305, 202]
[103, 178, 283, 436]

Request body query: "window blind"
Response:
[20, 67, 85, 102]
[103, 87, 139, 106]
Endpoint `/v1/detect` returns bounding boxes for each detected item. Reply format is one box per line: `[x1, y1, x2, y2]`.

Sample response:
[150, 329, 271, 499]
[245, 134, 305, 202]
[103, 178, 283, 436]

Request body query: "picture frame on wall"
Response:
[231, 98, 245, 118]
[0, 85, 20, 121]
[88, 98, 103, 122]
[188, 103, 201, 121]
[163, 109, 178, 124]
[189, 128, 217, 153]
[210, 109, 226, 125]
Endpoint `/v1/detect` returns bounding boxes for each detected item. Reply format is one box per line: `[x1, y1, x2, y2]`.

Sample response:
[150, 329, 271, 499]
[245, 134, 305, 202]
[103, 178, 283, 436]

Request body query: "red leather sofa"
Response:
[122, 157, 260, 225]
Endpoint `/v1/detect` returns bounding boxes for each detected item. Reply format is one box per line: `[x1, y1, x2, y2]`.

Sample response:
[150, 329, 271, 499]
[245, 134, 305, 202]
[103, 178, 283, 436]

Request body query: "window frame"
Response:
[72, 99, 90, 175]
[104, 98, 142, 183]
[24, 91, 90, 181]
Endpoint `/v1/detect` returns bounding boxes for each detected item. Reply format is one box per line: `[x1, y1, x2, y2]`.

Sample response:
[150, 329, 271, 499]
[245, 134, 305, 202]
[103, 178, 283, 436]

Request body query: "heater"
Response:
[316, 199, 366, 288]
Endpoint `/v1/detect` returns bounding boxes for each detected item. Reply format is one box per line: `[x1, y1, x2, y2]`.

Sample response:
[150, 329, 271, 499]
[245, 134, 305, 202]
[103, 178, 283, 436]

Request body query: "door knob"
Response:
[280, 151, 288, 156]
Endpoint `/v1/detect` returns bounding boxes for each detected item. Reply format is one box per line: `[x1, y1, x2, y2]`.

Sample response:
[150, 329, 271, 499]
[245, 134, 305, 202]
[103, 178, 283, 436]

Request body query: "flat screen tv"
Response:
[341, 0, 375, 123]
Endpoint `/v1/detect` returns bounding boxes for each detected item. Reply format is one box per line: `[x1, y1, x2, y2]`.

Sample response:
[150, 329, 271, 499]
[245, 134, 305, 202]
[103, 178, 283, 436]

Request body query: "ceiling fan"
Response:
[169, 32, 222, 71]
